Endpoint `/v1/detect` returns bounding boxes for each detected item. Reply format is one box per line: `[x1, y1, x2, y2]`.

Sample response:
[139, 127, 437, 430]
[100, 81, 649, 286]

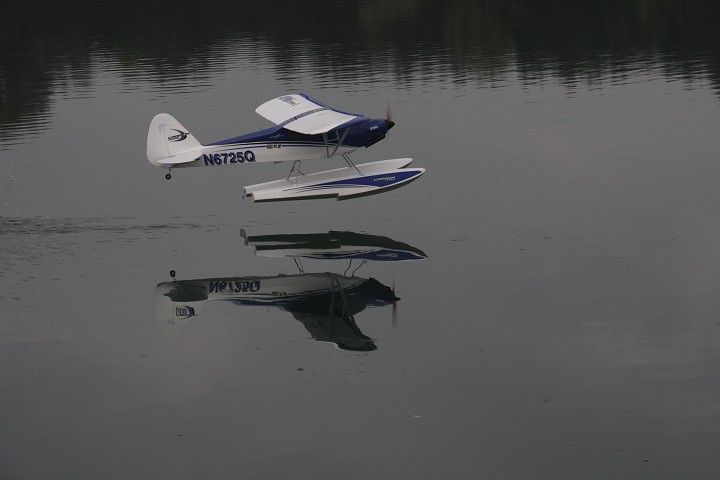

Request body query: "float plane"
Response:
[146, 93, 425, 201]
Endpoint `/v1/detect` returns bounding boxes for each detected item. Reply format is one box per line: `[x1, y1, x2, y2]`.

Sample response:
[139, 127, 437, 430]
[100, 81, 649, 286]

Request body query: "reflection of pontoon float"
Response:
[240, 230, 428, 261]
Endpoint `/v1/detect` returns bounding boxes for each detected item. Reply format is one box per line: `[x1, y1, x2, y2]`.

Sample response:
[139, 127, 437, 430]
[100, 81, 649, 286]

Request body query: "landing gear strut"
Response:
[342, 153, 362, 175]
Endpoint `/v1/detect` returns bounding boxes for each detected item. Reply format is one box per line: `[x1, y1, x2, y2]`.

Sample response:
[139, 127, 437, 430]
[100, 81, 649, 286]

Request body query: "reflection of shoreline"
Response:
[155, 273, 397, 351]
[4, 1, 720, 146]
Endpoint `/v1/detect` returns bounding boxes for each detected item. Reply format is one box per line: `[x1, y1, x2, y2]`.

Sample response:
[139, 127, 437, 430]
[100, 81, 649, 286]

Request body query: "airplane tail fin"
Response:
[153, 282, 207, 335]
[147, 113, 203, 167]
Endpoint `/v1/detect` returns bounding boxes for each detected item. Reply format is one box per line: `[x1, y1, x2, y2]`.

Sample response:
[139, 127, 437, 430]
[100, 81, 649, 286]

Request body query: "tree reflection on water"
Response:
[2, 0, 719, 144]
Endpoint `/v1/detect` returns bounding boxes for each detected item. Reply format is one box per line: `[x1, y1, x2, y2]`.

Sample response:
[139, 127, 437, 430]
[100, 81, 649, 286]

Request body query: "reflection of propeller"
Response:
[391, 278, 398, 329]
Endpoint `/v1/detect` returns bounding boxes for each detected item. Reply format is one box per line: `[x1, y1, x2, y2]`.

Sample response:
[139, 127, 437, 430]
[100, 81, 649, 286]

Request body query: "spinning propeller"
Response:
[385, 103, 395, 130]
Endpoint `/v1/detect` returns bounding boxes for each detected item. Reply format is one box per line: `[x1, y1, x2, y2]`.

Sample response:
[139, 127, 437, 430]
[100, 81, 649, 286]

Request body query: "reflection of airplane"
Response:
[240, 230, 428, 261]
[147, 93, 425, 201]
[154, 272, 398, 351]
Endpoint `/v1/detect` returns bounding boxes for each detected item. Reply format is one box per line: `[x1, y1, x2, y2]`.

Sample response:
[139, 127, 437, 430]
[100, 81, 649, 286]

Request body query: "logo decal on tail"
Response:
[167, 129, 189, 142]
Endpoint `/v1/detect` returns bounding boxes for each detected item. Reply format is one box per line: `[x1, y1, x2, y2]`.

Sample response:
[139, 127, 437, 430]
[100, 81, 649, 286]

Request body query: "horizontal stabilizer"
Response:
[156, 150, 201, 165]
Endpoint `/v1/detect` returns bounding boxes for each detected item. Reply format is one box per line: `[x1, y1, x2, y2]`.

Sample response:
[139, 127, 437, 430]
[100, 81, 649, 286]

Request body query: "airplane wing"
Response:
[255, 94, 364, 135]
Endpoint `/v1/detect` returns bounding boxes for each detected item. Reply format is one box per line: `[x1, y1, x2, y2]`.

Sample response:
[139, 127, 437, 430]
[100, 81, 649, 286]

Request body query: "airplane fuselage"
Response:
[176, 118, 392, 169]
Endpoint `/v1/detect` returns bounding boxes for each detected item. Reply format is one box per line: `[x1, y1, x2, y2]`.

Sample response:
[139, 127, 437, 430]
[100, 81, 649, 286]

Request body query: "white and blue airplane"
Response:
[146, 93, 425, 201]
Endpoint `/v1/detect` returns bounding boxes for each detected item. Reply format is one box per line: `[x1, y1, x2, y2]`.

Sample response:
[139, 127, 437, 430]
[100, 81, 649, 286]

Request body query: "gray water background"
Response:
[2, 1, 720, 478]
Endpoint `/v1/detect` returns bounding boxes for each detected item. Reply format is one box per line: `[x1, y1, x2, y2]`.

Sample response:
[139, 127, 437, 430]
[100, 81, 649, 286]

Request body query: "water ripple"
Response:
[0, 216, 216, 270]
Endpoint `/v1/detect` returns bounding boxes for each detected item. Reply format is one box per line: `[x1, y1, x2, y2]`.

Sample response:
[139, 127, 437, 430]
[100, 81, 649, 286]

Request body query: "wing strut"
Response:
[323, 127, 351, 158]
[321, 126, 362, 175]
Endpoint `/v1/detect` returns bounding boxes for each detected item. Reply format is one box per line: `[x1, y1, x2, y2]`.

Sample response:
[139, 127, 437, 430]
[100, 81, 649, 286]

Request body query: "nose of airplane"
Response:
[363, 119, 394, 148]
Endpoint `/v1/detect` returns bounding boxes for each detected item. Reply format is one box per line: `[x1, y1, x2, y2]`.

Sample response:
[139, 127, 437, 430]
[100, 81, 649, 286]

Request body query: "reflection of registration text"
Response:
[209, 281, 261, 294]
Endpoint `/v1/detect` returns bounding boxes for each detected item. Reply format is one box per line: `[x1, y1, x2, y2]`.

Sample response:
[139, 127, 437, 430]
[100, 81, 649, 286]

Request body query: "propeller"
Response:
[385, 103, 395, 130]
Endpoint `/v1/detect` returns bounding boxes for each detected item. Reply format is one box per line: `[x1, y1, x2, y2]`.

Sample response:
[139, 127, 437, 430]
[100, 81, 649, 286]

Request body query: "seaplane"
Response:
[146, 93, 426, 201]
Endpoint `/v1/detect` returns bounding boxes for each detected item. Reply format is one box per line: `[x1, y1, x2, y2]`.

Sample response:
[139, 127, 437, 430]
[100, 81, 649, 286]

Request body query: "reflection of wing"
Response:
[255, 93, 364, 135]
[291, 311, 376, 351]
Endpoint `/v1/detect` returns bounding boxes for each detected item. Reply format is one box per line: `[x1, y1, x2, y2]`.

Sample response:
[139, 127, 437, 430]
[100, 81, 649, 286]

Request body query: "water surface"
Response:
[2, 2, 720, 479]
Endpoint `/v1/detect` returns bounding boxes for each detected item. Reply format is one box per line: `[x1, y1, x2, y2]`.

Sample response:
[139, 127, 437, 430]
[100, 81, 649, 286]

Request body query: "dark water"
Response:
[2, 1, 720, 478]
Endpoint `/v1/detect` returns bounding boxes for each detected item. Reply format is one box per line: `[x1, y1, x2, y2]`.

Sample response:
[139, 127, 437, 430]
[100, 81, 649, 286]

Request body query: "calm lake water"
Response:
[2, 2, 720, 479]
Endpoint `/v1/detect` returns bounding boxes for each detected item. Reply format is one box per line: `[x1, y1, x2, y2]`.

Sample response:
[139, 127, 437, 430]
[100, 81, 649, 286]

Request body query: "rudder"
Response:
[147, 113, 203, 166]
